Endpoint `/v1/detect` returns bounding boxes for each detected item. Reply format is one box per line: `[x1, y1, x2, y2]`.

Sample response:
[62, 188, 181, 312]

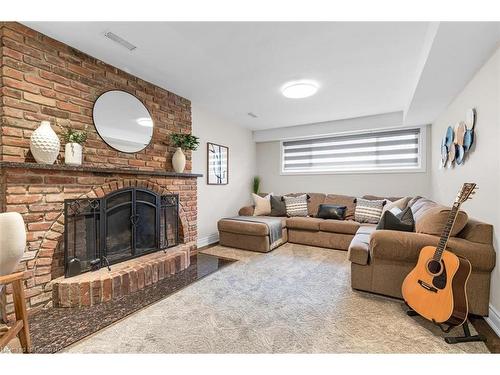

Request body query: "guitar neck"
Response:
[433, 202, 462, 261]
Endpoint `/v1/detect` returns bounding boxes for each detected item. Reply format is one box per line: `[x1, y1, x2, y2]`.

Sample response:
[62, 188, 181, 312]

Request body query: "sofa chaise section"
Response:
[218, 217, 288, 253]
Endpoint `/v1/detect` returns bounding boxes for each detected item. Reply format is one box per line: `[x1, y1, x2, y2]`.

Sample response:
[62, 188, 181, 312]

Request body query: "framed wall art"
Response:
[207, 142, 229, 185]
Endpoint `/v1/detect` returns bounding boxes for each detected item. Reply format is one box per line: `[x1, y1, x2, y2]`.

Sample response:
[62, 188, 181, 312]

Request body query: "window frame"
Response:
[279, 125, 427, 176]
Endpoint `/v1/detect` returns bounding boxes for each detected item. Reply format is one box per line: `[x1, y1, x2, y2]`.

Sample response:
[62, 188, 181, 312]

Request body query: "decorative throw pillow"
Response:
[269, 195, 287, 216]
[382, 196, 411, 214]
[252, 193, 272, 216]
[354, 198, 385, 224]
[376, 206, 415, 232]
[316, 204, 347, 220]
[283, 194, 309, 217]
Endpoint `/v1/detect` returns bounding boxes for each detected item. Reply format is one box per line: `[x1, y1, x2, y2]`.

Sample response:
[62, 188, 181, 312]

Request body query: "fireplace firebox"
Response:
[64, 188, 179, 277]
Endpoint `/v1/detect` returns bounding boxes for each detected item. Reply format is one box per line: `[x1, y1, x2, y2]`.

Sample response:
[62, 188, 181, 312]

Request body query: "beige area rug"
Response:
[64, 244, 489, 353]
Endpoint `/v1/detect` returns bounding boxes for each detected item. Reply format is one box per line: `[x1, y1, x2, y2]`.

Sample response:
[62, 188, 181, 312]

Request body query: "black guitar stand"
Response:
[443, 320, 486, 344]
[406, 309, 486, 344]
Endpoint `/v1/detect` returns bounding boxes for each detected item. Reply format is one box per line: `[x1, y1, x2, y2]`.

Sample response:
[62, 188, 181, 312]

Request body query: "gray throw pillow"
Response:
[376, 206, 415, 232]
[270, 195, 287, 216]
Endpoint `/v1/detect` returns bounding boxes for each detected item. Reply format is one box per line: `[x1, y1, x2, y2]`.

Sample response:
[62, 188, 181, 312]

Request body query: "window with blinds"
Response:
[281, 127, 423, 174]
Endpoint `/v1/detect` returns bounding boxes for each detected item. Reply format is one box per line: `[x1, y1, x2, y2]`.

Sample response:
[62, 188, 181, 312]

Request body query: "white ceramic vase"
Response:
[30, 121, 60, 164]
[172, 147, 186, 173]
[0, 213, 26, 278]
[65, 142, 83, 166]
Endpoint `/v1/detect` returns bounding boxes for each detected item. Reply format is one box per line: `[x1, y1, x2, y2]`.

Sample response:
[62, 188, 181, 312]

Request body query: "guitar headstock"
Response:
[455, 183, 477, 204]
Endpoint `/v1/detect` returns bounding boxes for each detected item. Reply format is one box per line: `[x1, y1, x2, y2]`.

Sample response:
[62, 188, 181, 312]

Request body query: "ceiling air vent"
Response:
[103, 31, 137, 51]
[247, 112, 258, 118]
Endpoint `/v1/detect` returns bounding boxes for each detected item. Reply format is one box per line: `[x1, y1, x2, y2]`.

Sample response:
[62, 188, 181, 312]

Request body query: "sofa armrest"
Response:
[238, 205, 254, 216]
[369, 230, 439, 263]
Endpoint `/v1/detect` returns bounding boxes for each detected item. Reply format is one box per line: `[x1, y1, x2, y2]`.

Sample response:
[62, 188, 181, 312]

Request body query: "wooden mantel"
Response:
[0, 161, 203, 178]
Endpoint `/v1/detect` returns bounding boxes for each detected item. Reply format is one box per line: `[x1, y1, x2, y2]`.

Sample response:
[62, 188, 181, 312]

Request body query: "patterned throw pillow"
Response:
[354, 198, 385, 224]
[283, 194, 309, 217]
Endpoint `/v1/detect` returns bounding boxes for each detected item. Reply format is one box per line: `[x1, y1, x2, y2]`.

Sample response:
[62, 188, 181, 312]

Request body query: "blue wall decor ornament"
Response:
[441, 108, 476, 168]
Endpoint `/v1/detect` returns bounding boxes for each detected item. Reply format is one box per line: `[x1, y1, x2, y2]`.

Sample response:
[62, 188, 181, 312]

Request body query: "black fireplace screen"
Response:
[64, 188, 179, 277]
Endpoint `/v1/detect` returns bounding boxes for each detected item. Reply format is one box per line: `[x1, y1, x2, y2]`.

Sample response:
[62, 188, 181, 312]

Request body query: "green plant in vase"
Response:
[58, 123, 88, 166]
[170, 133, 199, 173]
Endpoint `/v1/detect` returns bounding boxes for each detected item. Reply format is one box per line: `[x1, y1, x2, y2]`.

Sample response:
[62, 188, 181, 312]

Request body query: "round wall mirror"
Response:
[93, 90, 154, 153]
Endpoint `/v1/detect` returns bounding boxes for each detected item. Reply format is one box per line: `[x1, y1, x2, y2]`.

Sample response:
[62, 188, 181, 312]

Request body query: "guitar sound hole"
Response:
[427, 260, 442, 275]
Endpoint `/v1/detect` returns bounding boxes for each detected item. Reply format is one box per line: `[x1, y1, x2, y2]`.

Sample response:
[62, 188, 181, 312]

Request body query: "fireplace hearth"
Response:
[64, 188, 179, 277]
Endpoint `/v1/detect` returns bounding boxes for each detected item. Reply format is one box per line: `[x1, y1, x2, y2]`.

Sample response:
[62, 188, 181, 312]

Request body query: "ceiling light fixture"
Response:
[281, 80, 319, 99]
[136, 117, 153, 127]
[104, 31, 137, 51]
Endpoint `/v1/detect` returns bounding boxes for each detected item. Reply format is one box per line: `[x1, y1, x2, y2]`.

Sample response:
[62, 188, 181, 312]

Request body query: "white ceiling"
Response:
[23, 22, 500, 130]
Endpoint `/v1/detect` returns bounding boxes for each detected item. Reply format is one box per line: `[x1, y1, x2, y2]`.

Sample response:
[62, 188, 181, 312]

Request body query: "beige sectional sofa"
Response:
[217, 192, 496, 316]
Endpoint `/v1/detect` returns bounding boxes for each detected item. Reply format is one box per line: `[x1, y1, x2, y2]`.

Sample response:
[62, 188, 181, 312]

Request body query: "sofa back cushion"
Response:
[306, 193, 326, 216]
[417, 206, 468, 237]
[457, 218, 493, 245]
[324, 194, 356, 220]
[363, 194, 403, 202]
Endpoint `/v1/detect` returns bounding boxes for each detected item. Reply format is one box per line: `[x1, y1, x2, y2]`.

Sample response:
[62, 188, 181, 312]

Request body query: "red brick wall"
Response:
[0, 22, 192, 171]
[1, 168, 198, 315]
[0, 22, 198, 316]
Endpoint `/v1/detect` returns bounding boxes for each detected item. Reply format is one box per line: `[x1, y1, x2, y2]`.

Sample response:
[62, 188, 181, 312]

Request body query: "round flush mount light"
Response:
[136, 117, 153, 127]
[281, 80, 319, 99]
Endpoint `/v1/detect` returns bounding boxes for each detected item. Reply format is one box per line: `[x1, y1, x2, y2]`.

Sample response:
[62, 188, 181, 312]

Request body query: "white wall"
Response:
[255, 112, 431, 198]
[192, 105, 256, 247]
[430, 47, 500, 331]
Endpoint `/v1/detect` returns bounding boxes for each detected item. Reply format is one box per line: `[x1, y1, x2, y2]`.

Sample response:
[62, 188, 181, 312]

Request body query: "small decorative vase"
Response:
[30, 121, 60, 164]
[65, 142, 83, 166]
[0, 212, 26, 278]
[172, 147, 186, 173]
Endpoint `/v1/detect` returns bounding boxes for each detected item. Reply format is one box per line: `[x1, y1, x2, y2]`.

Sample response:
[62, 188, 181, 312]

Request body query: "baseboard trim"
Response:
[484, 304, 500, 337]
[197, 233, 219, 248]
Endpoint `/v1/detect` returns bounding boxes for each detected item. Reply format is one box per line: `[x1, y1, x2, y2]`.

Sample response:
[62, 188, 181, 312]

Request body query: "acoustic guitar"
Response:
[402, 183, 477, 329]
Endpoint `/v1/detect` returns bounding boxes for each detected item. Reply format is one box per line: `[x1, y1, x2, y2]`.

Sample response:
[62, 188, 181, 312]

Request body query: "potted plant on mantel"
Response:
[170, 133, 200, 173]
[59, 123, 88, 166]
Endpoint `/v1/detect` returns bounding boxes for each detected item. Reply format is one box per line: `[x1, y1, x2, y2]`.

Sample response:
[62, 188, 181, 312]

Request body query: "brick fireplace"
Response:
[0, 22, 201, 317]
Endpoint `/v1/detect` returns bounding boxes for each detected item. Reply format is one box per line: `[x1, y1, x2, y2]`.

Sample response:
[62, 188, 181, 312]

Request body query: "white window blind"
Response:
[281, 127, 422, 174]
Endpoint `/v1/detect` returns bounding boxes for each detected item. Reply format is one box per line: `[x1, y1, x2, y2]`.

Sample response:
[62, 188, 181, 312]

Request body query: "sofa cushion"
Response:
[348, 225, 377, 265]
[218, 216, 287, 236]
[408, 197, 435, 221]
[457, 218, 493, 245]
[324, 194, 356, 220]
[306, 193, 326, 216]
[320, 219, 360, 235]
[363, 194, 403, 202]
[416, 205, 468, 237]
[286, 217, 323, 231]
[218, 219, 268, 236]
